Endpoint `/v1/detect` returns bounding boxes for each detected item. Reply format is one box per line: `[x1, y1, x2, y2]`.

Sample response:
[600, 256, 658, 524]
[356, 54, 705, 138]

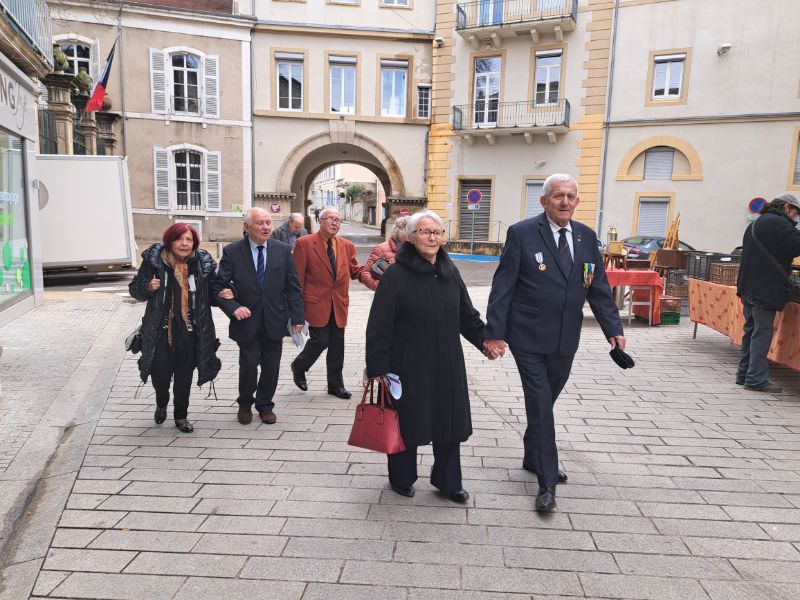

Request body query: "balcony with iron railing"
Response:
[452, 98, 570, 145]
[0, 0, 53, 69]
[456, 0, 577, 47]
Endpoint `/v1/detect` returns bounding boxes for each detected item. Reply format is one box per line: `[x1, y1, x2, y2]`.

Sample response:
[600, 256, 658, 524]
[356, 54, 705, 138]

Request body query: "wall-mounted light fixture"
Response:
[717, 43, 732, 56]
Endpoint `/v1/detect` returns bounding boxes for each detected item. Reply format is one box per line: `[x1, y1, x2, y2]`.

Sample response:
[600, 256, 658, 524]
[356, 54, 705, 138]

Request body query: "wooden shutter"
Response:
[643, 147, 675, 180]
[459, 179, 492, 241]
[636, 197, 669, 237]
[90, 39, 100, 82]
[525, 181, 545, 219]
[203, 55, 220, 119]
[150, 48, 167, 114]
[205, 151, 222, 211]
[153, 147, 170, 209]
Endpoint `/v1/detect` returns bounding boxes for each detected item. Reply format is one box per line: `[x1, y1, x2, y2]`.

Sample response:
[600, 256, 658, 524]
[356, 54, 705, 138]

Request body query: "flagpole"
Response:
[117, 0, 128, 158]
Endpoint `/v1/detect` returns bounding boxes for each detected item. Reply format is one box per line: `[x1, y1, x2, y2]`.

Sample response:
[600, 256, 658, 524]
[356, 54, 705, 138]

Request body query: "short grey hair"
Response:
[542, 173, 578, 198]
[243, 207, 270, 225]
[390, 216, 409, 241]
[320, 206, 340, 221]
[407, 210, 444, 242]
[290, 212, 304, 224]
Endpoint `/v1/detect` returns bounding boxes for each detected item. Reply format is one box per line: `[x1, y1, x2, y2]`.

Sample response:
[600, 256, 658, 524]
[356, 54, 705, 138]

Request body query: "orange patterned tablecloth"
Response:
[688, 278, 800, 371]
[606, 268, 663, 325]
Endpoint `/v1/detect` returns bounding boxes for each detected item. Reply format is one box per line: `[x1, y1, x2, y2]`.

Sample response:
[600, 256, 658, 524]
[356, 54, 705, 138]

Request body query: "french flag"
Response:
[86, 40, 117, 112]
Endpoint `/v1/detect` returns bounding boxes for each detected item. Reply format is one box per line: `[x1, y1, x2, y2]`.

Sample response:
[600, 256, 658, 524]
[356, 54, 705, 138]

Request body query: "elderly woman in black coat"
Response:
[129, 224, 221, 433]
[365, 210, 489, 503]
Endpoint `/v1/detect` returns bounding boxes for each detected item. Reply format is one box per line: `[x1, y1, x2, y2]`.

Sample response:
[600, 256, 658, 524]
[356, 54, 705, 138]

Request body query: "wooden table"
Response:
[688, 279, 800, 371]
[606, 268, 663, 325]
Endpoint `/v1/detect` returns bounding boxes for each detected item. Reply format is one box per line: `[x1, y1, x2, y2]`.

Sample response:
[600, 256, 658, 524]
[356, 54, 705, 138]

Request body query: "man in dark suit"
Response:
[484, 174, 625, 512]
[216, 207, 304, 425]
[291, 206, 364, 399]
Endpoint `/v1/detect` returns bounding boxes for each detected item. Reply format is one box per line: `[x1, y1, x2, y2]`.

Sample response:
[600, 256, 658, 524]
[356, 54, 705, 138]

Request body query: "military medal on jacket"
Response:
[534, 252, 546, 271]
[582, 263, 594, 288]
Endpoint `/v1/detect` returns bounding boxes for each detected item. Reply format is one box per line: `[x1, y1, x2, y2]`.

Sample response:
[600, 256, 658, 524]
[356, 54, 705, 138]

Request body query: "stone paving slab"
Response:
[6, 284, 800, 598]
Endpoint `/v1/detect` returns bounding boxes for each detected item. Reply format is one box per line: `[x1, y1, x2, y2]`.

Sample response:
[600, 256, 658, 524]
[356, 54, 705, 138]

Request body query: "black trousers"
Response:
[511, 345, 574, 488]
[387, 442, 462, 493]
[237, 325, 283, 412]
[292, 308, 345, 389]
[150, 331, 196, 420]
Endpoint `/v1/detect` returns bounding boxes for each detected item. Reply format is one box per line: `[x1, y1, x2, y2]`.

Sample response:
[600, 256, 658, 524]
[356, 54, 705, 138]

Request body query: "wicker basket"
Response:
[709, 263, 739, 287]
[660, 295, 682, 313]
[665, 282, 688, 300]
[687, 252, 740, 280]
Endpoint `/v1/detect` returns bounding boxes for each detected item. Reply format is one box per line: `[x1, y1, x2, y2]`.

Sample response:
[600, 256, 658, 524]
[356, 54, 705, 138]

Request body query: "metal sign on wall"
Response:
[0, 54, 36, 141]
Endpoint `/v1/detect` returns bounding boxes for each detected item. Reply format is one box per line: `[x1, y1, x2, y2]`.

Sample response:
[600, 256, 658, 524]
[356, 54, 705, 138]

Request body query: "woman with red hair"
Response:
[129, 223, 221, 432]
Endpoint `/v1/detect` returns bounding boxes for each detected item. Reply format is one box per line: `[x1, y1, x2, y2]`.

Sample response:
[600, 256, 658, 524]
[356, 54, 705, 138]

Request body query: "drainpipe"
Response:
[596, 0, 620, 235]
[117, 1, 128, 157]
[249, 27, 256, 211]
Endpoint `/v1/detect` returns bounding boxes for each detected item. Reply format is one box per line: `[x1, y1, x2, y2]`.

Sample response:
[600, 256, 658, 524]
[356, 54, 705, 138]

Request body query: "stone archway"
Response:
[276, 131, 406, 214]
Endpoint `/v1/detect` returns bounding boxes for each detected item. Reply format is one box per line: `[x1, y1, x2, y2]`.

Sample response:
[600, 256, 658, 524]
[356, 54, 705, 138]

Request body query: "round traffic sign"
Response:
[399, 208, 410, 217]
[467, 189, 482, 205]
[748, 197, 766, 214]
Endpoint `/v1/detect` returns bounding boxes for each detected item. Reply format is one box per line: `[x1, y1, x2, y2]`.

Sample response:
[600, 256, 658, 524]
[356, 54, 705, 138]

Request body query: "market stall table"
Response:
[606, 268, 663, 326]
[688, 278, 800, 371]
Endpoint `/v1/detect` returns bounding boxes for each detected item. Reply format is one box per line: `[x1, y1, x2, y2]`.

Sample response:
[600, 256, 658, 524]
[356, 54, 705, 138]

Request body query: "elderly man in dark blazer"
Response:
[215, 207, 304, 425]
[484, 173, 625, 512]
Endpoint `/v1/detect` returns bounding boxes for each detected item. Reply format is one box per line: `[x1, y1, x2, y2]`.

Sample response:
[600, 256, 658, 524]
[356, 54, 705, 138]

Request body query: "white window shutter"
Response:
[203, 55, 220, 119]
[205, 151, 222, 211]
[525, 181, 545, 219]
[643, 147, 675, 180]
[90, 39, 100, 82]
[150, 48, 168, 114]
[636, 198, 669, 237]
[153, 147, 170, 209]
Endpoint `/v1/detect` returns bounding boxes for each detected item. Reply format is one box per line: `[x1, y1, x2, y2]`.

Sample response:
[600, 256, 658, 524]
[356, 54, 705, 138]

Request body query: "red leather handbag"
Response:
[347, 377, 405, 454]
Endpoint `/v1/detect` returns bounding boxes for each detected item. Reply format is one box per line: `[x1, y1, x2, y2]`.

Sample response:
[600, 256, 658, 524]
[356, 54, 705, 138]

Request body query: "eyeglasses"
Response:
[323, 217, 342, 224]
[414, 229, 444, 238]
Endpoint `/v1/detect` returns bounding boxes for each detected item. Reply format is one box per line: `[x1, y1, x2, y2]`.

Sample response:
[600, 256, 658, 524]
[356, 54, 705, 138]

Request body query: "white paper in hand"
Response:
[287, 319, 310, 349]
[386, 373, 402, 399]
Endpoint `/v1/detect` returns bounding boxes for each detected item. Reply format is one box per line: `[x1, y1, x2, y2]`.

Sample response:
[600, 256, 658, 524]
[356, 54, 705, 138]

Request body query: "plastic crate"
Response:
[660, 312, 681, 325]
[709, 263, 739, 287]
[666, 269, 688, 287]
[686, 252, 740, 281]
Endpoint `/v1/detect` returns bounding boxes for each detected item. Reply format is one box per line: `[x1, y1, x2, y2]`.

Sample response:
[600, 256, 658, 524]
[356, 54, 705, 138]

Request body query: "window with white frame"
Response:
[382, 0, 410, 5]
[535, 49, 562, 105]
[54, 35, 99, 80]
[474, 56, 501, 126]
[171, 53, 200, 114]
[381, 59, 408, 117]
[652, 53, 685, 99]
[329, 56, 356, 114]
[277, 52, 304, 111]
[150, 47, 219, 118]
[153, 146, 221, 212]
[417, 84, 431, 119]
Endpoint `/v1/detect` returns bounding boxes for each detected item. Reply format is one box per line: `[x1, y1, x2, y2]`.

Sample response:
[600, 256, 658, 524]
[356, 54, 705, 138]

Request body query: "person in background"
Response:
[128, 224, 221, 434]
[359, 216, 409, 291]
[270, 212, 308, 251]
[366, 210, 490, 504]
[736, 194, 800, 393]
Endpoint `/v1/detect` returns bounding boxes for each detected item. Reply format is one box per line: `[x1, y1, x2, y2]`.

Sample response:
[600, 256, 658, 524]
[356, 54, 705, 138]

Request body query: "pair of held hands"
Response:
[482, 335, 627, 361]
[144, 278, 304, 333]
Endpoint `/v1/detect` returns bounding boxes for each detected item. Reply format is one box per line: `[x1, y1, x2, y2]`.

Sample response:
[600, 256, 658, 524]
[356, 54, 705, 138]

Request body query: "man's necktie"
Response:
[327, 238, 337, 280]
[558, 228, 573, 272]
[256, 245, 265, 288]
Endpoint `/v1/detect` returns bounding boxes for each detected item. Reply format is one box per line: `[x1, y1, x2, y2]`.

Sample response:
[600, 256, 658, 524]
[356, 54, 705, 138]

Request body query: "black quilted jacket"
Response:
[129, 244, 221, 386]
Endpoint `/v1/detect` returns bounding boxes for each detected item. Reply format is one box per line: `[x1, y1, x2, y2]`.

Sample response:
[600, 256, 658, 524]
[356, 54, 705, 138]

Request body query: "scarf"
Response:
[161, 249, 192, 348]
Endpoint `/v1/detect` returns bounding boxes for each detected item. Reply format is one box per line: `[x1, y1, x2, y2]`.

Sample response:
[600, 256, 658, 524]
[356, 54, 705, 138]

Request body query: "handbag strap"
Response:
[360, 376, 394, 409]
[751, 218, 788, 278]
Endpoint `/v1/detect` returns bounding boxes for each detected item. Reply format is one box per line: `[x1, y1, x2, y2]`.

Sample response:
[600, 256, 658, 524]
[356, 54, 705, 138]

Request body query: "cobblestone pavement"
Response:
[9, 285, 800, 599]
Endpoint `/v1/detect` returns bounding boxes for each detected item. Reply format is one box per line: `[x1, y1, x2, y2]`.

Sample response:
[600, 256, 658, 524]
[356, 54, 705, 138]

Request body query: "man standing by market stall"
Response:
[736, 194, 800, 393]
[483, 173, 625, 513]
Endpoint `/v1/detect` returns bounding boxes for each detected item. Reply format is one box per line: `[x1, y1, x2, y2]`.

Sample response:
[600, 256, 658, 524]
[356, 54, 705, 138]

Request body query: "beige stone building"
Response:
[309, 162, 385, 225]
[430, 0, 800, 253]
[250, 0, 434, 226]
[50, 0, 254, 247]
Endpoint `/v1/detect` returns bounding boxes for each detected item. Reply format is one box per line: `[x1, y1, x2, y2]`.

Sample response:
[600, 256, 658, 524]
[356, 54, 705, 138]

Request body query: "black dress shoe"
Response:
[328, 387, 351, 399]
[558, 469, 568, 484]
[291, 364, 307, 391]
[449, 489, 470, 503]
[174, 419, 194, 433]
[154, 406, 167, 424]
[535, 486, 556, 512]
[390, 484, 415, 497]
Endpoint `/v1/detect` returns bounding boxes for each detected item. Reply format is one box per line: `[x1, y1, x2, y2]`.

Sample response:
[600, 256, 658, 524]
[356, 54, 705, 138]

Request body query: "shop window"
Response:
[0, 132, 31, 306]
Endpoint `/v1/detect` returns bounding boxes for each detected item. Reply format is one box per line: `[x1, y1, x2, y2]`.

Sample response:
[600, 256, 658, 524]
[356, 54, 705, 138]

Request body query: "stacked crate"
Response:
[659, 294, 682, 324]
[665, 269, 689, 316]
[686, 252, 740, 281]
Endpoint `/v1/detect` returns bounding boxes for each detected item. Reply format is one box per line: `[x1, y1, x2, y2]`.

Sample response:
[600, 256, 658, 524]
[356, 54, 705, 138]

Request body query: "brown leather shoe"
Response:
[260, 410, 277, 425]
[237, 406, 253, 425]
